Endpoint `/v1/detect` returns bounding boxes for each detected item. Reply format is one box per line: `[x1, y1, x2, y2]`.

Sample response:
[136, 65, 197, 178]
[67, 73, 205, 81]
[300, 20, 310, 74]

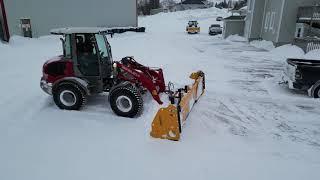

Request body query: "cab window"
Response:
[95, 34, 109, 59]
[64, 34, 72, 58]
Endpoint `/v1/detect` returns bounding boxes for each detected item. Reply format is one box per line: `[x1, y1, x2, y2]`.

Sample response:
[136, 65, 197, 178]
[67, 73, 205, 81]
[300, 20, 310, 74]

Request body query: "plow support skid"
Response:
[150, 71, 205, 141]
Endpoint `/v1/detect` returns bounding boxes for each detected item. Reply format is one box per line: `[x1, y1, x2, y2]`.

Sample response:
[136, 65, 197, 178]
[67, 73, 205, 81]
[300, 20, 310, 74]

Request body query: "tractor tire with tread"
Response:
[53, 83, 86, 110]
[109, 85, 143, 118]
[313, 86, 320, 98]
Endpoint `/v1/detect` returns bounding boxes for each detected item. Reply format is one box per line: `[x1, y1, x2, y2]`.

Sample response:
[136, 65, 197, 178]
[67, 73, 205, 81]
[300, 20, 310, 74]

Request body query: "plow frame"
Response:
[150, 71, 205, 141]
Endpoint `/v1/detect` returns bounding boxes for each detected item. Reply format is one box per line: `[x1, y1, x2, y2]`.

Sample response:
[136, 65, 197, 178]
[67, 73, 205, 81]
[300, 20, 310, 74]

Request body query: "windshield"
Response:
[95, 34, 110, 60]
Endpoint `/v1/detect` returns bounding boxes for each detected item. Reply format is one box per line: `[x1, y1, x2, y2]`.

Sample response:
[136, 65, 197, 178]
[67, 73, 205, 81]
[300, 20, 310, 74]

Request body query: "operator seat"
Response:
[76, 34, 99, 76]
[76, 36, 85, 53]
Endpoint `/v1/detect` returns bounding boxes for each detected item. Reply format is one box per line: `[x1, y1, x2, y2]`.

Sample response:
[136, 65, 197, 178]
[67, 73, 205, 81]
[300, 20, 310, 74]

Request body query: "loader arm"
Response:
[115, 57, 165, 104]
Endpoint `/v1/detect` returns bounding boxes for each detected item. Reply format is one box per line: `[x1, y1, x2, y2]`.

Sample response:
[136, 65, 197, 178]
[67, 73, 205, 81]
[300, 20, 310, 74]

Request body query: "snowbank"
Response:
[250, 40, 275, 51]
[270, 44, 320, 61]
[270, 44, 305, 59]
[250, 40, 319, 61]
[304, 49, 320, 60]
[226, 35, 247, 42]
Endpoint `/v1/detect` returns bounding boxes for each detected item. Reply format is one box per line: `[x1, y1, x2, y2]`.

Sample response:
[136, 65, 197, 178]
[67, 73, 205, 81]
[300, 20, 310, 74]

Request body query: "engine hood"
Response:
[44, 55, 64, 65]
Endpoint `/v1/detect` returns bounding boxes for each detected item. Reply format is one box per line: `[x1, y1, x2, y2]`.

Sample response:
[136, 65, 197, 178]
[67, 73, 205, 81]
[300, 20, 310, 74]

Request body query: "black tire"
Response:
[313, 86, 320, 98]
[53, 83, 86, 110]
[109, 85, 143, 118]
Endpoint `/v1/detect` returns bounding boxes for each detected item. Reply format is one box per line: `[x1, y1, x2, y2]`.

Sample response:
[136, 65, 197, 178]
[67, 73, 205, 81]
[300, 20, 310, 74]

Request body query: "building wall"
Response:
[245, 0, 266, 40]
[260, 0, 285, 43]
[0, 0, 5, 41]
[0, 12, 3, 41]
[277, 0, 318, 45]
[243, 0, 253, 39]
[0, 20, 4, 41]
[223, 20, 245, 39]
[4, 0, 137, 37]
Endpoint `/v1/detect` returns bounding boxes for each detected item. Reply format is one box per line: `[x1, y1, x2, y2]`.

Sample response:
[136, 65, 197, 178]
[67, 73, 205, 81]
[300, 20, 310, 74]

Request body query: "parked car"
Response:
[208, 24, 222, 36]
[216, 16, 223, 21]
[283, 58, 320, 98]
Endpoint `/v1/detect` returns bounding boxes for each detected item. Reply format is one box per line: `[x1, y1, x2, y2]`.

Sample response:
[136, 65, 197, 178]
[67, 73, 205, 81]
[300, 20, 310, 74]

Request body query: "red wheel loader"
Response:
[40, 27, 205, 140]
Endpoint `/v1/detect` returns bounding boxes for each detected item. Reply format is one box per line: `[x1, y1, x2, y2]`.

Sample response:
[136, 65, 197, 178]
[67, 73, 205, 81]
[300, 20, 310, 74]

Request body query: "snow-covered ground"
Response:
[1, 8, 320, 180]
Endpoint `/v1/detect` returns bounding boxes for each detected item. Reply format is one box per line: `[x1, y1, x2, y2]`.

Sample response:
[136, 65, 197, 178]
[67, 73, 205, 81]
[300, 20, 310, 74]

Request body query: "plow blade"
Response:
[150, 71, 205, 141]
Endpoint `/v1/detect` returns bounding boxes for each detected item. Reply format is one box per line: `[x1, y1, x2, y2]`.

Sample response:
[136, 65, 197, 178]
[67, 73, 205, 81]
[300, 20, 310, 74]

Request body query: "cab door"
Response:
[73, 33, 103, 93]
[95, 34, 113, 79]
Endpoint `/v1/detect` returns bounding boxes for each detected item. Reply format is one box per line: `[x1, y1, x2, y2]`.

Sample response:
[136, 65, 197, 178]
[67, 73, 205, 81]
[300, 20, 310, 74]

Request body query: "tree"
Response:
[215, 0, 229, 9]
[150, 0, 160, 9]
[161, 0, 177, 9]
[233, 2, 240, 10]
[137, 0, 160, 15]
[137, 0, 150, 15]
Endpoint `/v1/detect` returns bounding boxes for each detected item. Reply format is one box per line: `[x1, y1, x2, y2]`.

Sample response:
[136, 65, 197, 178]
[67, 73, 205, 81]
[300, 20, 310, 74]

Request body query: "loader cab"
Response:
[54, 28, 114, 90]
[52, 28, 114, 93]
[72, 33, 113, 77]
[188, 21, 198, 27]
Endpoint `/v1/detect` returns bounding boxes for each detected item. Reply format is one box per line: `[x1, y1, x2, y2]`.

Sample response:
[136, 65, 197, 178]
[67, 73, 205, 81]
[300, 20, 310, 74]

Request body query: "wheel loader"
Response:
[40, 27, 205, 140]
[186, 21, 200, 34]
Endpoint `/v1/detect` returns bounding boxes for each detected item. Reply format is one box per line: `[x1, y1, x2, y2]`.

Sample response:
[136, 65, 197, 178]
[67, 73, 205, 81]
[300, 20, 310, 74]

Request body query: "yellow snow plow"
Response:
[187, 27, 200, 34]
[150, 71, 205, 141]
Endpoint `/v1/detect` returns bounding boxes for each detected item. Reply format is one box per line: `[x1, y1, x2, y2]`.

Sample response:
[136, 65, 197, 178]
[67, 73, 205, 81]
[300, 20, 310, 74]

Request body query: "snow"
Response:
[250, 39, 320, 60]
[240, 5, 248, 10]
[270, 44, 305, 59]
[226, 34, 247, 42]
[1, 7, 320, 180]
[250, 40, 275, 51]
[305, 49, 320, 60]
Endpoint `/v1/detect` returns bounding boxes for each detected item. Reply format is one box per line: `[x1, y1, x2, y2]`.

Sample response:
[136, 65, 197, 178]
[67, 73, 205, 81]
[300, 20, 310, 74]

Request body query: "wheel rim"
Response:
[60, 90, 77, 107]
[116, 96, 133, 113]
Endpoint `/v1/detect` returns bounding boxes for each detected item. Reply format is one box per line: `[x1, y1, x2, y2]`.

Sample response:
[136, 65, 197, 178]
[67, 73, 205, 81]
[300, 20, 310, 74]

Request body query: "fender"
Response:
[52, 77, 90, 95]
[309, 80, 320, 97]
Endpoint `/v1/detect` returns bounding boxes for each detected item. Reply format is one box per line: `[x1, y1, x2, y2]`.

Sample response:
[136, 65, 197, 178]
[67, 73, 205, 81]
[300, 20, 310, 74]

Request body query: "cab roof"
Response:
[50, 27, 112, 35]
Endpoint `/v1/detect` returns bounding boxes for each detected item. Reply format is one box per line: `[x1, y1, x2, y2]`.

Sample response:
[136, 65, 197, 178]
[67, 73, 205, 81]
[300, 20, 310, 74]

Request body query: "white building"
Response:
[0, 0, 138, 41]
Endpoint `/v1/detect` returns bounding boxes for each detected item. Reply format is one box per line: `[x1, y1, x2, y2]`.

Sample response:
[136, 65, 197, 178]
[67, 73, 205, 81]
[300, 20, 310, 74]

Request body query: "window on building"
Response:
[264, 12, 270, 32]
[269, 12, 276, 32]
